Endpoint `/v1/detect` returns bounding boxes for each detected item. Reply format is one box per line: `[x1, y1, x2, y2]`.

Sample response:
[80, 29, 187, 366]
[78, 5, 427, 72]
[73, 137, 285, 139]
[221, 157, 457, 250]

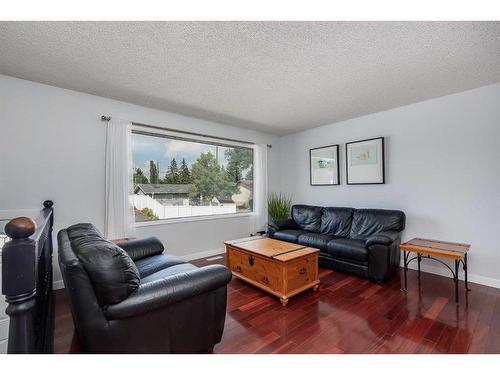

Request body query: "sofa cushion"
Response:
[66, 223, 104, 248]
[292, 205, 322, 233]
[349, 209, 406, 240]
[66, 223, 140, 306]
[141, 263, 199, 284]
[297, 232, 336, 250]
[135, 254, 187, 278]
[326, 238, 368, 263]
[273, 229, 306, 243]
[320, 207, 354, 237]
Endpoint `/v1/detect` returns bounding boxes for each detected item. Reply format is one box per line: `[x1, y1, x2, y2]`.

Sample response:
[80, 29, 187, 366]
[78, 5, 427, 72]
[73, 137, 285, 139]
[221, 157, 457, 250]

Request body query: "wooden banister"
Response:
[1, 200, 54, 353]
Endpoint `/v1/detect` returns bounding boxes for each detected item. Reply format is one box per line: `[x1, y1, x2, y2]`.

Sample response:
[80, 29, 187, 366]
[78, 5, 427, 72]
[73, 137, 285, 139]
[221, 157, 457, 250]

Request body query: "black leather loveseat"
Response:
[58, 223, 232, 353]
[269, 205, 405, 281]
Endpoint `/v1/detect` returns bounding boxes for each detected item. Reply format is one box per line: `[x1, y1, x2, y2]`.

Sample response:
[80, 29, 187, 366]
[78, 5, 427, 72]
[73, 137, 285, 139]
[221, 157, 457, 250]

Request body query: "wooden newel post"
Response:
[2, 216, 37, 353]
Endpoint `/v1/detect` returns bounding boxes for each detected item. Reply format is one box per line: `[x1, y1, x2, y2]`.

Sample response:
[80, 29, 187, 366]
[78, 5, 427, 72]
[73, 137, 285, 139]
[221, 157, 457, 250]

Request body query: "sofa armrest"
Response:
[117, 237, 164, 261]
[104, 264, 232, 320]
[268, 218, 298, 231]
[365, 231, 401, 247]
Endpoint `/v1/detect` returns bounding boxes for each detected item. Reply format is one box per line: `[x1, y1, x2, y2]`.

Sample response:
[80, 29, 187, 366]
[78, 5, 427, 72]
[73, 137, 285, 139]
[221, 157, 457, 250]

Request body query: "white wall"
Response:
[0, 75, 280, 287]
[279, 83, 500, 287]
[2, 74, 500, 289]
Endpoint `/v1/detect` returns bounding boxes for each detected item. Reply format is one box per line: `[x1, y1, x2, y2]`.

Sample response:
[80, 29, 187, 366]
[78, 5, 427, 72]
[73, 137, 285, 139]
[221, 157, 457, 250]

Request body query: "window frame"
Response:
[131, 124, 256, 226]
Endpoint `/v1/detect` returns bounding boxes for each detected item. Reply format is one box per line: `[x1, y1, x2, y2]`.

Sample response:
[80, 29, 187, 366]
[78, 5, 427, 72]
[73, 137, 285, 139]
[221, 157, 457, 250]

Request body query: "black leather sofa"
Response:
[269, 205, 405, 281]
[57, 223, 232, 353]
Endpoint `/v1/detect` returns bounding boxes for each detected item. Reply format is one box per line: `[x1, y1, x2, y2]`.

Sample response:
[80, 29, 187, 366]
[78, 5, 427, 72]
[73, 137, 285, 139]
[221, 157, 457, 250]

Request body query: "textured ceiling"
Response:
[1, 22, 500, 135]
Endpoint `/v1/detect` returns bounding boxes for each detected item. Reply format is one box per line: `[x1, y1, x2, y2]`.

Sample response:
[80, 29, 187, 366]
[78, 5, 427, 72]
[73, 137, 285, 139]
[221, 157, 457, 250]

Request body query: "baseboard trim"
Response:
[403, 261, 500, 289]
[181, 248, 225, 262]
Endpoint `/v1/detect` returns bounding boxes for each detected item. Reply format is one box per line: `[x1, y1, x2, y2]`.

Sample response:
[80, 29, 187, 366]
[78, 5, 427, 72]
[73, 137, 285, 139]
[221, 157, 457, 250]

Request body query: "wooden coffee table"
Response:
[225, 237, 320, 306]
[400, 238, 471, 303]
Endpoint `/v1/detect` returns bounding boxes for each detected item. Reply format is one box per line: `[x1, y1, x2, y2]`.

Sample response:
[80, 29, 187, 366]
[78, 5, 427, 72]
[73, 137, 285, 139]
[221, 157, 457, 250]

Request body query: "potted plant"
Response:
[267, 192, 293, 234]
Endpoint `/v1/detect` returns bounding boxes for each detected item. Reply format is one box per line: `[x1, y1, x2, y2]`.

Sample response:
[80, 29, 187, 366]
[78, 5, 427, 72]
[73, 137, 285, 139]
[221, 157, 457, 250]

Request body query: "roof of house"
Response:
[134, 184, 192, 195]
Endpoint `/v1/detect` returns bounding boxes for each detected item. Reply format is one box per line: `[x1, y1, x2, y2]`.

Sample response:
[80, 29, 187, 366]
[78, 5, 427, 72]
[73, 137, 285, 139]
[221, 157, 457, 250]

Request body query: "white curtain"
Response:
[253, 143, 268, 234]
[104, 118, 136, 240]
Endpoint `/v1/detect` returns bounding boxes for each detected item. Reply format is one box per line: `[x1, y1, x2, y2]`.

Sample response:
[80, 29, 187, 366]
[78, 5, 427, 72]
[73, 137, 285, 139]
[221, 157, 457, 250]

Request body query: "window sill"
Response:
[135, 212, 254, 227]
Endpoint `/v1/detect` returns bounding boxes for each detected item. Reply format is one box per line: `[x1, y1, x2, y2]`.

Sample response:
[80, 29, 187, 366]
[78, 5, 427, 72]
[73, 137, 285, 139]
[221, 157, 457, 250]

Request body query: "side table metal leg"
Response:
[454, 259, 459, 304]
[402, 251, 408, 292]
[464, 253, 471, 291]
[417, 253, 422, 279]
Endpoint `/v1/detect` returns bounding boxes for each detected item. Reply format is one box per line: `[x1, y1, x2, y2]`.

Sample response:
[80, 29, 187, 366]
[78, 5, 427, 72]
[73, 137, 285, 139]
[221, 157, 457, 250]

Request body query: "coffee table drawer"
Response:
[227, 247, 254, 276]
[252, 261, 282, 291]
[286, 256, 317, 292]
[228, 247, 282, 291]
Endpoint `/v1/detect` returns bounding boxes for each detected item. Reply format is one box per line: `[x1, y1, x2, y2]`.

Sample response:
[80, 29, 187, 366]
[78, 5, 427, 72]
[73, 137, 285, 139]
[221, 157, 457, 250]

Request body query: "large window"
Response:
[131, 129, 254, 222]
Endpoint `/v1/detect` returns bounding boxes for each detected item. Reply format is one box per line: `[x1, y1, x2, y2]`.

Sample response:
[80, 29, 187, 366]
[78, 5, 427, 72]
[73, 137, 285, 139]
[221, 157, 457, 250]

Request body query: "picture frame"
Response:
[309, 144, 340, 186]
[346, 137, 385, 185]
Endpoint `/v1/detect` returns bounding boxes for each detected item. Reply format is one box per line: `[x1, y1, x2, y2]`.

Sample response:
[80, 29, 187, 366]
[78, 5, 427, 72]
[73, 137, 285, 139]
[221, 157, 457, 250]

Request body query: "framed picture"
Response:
[346, 137, 385, 184]
[310, 144, 340, 185]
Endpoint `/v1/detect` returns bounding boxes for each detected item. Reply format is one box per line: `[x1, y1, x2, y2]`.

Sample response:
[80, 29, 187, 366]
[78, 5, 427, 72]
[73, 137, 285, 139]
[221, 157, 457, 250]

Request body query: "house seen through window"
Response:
[131, 130, 254, 222]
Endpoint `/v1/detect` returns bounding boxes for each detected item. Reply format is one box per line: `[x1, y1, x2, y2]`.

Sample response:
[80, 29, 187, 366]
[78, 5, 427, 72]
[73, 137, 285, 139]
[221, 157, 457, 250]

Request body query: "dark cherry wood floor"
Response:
[54, 254, 500, 354]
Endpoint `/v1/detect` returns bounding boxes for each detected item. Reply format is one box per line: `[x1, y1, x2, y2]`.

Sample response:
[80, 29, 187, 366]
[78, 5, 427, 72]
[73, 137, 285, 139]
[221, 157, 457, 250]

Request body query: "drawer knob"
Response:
[248, 255, 255, 266]
[299, 267, 306, 275]
[235, 265, 242, 272]
[262, 276, 269, 284]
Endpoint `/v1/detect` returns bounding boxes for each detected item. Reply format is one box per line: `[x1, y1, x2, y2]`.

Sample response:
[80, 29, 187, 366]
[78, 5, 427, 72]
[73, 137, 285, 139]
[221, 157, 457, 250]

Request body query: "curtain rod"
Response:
[101, 115, 272, 148]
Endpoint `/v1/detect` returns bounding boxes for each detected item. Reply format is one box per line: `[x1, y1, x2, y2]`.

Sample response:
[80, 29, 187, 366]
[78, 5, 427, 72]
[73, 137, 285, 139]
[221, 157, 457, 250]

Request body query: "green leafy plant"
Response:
[141, 208, 159, 221]
[268, 192, 293, 221]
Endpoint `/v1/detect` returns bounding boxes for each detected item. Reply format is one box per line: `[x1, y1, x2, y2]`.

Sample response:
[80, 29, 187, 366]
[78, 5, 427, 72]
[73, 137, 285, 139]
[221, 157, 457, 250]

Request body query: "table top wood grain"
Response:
[400, 238, 470, 260]
[225, 237, 319, 262]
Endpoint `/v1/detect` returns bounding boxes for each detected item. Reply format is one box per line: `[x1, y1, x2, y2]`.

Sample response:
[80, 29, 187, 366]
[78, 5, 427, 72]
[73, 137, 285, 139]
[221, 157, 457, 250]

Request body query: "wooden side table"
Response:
[400, 238, 471, 303]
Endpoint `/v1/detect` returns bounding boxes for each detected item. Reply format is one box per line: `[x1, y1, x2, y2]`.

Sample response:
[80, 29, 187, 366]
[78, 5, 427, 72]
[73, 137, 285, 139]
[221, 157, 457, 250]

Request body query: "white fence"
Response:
[131, 194, 236, 219]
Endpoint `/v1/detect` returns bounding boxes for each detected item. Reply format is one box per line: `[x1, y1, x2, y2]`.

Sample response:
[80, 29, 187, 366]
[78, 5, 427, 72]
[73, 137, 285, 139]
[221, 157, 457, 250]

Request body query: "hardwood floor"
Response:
[54, 254, 500, 354]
